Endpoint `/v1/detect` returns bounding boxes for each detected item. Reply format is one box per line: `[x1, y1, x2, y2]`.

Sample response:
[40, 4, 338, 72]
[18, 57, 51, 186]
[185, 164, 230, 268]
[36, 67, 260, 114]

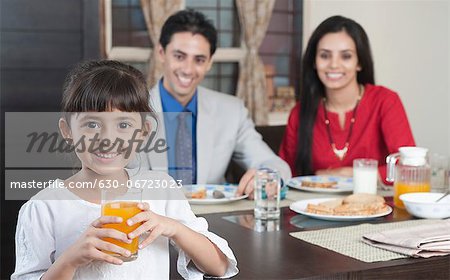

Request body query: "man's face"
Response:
[159, 32, 213, 104]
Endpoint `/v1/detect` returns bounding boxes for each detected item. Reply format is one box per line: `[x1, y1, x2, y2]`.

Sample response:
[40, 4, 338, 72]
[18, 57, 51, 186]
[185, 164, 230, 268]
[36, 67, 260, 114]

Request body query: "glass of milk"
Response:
[353, 158, 378, 194]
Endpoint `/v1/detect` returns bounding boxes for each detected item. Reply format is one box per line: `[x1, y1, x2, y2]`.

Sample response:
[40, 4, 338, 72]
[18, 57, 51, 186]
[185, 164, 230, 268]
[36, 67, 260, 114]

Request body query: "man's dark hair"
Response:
[159, 9, 217, 56]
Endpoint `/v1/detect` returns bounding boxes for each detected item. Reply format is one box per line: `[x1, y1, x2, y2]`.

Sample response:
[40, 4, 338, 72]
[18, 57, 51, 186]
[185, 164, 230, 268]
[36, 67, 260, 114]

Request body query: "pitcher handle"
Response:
[386, 152, 400, 183]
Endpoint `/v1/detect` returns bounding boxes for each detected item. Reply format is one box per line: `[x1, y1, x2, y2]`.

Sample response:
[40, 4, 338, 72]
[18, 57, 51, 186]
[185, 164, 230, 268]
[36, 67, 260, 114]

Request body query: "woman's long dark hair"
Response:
[295, 15, 375, 175]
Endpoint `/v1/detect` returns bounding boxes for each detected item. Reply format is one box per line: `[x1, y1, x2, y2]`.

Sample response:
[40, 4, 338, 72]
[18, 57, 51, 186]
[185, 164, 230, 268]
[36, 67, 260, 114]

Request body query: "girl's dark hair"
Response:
[295, 15, 375, 175]
[159, 9, 217, 56]
[62, 60, 152, 113]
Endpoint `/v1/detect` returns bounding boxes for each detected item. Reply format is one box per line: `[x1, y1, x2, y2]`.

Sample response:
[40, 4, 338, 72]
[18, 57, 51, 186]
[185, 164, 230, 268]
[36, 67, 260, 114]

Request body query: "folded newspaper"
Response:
[363, 219, 450, 258]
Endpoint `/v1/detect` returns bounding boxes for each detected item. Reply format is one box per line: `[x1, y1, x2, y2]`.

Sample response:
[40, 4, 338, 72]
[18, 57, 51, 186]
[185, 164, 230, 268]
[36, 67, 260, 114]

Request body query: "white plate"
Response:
[289, 198, 393, 221]
[186, 184, 248, 205]
[287, 175, 353, 193]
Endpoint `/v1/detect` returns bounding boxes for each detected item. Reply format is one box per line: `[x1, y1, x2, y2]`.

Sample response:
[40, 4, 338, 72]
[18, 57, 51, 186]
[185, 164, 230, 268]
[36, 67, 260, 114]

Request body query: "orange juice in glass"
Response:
[394, 182, 430, 208]
[101, 188, 142, 261]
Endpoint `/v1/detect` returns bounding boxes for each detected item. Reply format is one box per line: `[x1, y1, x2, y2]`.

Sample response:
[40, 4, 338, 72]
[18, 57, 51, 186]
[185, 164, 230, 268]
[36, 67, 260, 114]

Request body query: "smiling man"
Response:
[142, 9, 291, 199]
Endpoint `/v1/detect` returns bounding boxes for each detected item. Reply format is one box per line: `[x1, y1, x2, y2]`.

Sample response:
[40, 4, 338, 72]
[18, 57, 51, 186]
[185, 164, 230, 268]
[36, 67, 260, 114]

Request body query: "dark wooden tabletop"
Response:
[170, 200, 450, 279]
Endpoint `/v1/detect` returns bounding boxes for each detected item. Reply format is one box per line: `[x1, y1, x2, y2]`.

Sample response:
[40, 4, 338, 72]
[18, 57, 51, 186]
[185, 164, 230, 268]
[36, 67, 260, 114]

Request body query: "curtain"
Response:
[235, 0, 275, 125]
[140, 0, 182, 87]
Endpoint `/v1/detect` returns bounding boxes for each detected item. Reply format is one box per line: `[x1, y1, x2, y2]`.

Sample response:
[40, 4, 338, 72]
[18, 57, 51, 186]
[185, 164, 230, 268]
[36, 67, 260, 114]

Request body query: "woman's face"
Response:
[60, 109, 147, 176]
[315, 31, 361, 93]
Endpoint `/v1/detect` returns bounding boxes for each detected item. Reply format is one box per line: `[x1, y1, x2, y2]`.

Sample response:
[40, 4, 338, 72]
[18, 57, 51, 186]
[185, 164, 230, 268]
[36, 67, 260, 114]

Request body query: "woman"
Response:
[279, 15, 415, 184]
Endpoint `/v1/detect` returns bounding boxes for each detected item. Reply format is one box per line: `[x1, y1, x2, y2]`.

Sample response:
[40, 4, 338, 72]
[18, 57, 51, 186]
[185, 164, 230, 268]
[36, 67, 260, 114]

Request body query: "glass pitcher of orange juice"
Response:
[386, 147, 431, 208]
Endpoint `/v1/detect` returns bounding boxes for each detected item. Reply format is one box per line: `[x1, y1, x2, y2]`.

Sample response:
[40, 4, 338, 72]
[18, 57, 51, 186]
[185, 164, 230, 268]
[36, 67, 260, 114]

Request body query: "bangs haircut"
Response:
[62, 60, 152, 113]
[61, 60, 157, 132]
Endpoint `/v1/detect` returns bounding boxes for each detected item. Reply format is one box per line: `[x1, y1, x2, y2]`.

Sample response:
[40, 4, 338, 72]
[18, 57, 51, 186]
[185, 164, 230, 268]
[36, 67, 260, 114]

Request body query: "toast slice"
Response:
[301, 180, 338, 188]
[305, 194, 388, 216]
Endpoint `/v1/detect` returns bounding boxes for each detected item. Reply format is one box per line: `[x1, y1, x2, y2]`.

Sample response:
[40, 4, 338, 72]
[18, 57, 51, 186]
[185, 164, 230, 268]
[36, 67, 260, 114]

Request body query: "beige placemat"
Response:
[190, 194, 295, 215]
[290, 219, 439, 262]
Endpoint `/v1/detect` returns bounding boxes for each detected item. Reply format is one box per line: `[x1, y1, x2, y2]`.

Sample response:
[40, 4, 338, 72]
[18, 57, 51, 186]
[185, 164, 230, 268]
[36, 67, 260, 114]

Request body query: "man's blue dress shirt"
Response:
[159, 80, 197, 183]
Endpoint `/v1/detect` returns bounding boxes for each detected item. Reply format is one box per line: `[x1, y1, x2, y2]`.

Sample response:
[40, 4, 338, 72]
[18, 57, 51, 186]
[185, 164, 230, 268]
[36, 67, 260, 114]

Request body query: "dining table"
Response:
[169, 187, 450, 279]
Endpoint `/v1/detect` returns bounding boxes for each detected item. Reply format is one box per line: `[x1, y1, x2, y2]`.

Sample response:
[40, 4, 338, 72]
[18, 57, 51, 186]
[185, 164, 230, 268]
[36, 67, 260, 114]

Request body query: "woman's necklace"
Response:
[323, 86, 362, 161]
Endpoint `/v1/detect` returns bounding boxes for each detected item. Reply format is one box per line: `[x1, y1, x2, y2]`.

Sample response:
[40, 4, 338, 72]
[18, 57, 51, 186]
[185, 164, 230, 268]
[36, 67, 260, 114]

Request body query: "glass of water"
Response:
[254, 168, 281, 220]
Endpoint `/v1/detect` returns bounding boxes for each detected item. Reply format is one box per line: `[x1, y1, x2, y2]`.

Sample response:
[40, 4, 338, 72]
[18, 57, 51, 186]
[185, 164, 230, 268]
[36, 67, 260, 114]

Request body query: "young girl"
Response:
[12, 60, 238, 279]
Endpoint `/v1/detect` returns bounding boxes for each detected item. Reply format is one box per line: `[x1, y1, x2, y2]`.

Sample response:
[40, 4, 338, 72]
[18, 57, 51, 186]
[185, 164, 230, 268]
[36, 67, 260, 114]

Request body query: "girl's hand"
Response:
[60, 216, 133, 268]
[126, 203, 229, 277]
[127, 203, 180, 249]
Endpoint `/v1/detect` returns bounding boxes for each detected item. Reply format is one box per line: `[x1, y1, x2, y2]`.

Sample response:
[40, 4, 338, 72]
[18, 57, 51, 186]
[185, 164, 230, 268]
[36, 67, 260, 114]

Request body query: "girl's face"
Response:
[60, 109, 148, 176]
[315, 31, 361, 93]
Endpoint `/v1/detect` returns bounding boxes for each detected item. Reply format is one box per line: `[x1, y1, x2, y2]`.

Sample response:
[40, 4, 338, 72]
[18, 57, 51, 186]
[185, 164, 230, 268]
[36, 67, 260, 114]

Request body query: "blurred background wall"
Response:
[1, 1, 101, 277]
[1, 0, 101, 112]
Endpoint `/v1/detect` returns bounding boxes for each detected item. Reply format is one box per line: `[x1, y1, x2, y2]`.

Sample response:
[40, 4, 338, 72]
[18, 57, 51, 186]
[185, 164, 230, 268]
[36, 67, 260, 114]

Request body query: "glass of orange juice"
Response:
[101, 188, 143, 262]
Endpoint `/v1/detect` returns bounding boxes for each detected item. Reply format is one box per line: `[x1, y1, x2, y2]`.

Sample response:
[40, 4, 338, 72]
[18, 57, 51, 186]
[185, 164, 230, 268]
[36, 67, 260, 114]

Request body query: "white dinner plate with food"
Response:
[185, 184, 248, 205]
[287, 175, 353, 193]
[289, 197, 392, 221]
